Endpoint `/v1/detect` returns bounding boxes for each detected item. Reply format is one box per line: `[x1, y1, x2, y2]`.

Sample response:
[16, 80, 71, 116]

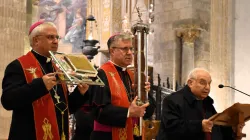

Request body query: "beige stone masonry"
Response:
[0, 0, 26, 139]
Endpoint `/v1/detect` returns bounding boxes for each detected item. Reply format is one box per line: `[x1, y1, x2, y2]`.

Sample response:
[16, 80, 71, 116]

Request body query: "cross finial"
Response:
[136, 6, 143, 23]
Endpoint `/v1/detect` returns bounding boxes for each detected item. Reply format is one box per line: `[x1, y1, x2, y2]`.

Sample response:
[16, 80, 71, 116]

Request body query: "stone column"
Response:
[111, 0, 122, 33]
[0, 0, 26, 139]
[99, 0, 111, 50]
[176, 26, 200, 85]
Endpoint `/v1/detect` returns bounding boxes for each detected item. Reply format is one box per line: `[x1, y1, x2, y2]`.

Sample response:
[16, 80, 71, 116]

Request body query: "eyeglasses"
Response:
[112, 47, 134, 52]
[36, 35, 61, 41]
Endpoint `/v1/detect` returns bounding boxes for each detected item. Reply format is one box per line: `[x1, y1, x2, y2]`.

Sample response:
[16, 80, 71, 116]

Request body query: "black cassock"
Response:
[90, 64, 156, 140]
[1, 50, 88, 140]
[72, 89, 94, 140]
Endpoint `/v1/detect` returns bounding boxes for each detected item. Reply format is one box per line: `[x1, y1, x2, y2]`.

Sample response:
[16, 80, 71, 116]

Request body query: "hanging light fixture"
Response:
[81, 0, 100, 61]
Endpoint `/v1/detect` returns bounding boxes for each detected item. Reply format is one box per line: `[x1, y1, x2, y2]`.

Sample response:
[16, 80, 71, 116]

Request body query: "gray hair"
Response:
[186, 68, 210, 83]
[29, 22, 57, 46]
[107, 32, 134, 50]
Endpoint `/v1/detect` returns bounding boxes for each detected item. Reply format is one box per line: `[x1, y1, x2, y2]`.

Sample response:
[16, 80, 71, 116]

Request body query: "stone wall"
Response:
[150, 0, 211, 89]
[149, 0, 234, 116]
[147, 0, 180, 89]
[0, 0, 26, 139]
[234, 0, 250, 138]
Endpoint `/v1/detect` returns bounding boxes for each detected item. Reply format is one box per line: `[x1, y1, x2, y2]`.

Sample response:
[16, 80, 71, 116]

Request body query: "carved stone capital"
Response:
[32, 0, 39, 6]
[176, 24, 201, 44]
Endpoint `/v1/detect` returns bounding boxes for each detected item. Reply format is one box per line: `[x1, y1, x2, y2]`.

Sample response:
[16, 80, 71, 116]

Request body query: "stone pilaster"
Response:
[210, 0, 234, 112]
[0, 0, 26, 139]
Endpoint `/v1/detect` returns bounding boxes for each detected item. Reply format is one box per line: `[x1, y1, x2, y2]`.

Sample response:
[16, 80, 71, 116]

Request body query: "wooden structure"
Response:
[209, 103, 250, 140]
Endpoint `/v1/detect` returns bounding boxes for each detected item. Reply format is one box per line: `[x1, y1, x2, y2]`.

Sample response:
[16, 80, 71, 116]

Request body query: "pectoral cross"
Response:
[54, 94, 60, 103]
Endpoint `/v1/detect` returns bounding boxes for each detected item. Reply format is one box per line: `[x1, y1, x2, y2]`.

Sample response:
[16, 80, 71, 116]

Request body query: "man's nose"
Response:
[127, 49, 133, 54]
[205, 84, 210, 90]
[53, 39, 59, 43]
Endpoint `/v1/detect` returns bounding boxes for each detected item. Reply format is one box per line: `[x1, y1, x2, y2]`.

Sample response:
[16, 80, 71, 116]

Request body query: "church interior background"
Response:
[1, 0, 250, 139]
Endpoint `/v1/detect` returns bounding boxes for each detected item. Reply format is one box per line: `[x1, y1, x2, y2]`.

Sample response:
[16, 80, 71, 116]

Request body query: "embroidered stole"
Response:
[18, 51, 68, 140]
[101, 61, 133, 140]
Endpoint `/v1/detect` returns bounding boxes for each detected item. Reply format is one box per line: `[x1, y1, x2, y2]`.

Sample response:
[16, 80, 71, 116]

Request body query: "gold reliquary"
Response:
[49, 51, 104, 86]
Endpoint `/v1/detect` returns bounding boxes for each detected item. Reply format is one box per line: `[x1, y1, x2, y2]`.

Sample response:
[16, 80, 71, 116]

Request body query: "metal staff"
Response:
[131, 7, 150, 137]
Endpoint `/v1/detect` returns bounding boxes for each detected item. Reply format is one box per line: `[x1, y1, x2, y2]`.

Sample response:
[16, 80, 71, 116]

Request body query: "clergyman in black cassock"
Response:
[89, 32, 155, 140]
[1, 21, 89, 140]
[158, 68, 235, 140]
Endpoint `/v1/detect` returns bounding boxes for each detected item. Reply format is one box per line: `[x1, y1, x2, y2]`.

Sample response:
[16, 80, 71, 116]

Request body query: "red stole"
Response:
[18, 51, 68, 140]
[101, 61, 133, 140]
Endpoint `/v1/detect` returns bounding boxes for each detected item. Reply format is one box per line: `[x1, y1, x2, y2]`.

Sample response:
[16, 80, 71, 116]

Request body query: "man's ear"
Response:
[32, 37, 38, 44]
[109, 48, 114, 56]
[187, 79, 193, 87]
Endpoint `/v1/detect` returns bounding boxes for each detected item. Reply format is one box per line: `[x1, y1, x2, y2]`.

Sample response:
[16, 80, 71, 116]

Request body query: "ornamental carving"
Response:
[176, 24, 203, 44]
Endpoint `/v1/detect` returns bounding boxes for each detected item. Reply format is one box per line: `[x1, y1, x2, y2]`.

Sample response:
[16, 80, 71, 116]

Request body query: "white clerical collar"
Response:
[46, 57, 51, 63]
[33, 50, 51, 63]
[109, 60, 127, 71]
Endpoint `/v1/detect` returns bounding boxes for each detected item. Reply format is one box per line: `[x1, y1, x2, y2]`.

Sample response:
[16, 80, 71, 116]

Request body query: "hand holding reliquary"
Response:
[49, 51, 104, 86]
